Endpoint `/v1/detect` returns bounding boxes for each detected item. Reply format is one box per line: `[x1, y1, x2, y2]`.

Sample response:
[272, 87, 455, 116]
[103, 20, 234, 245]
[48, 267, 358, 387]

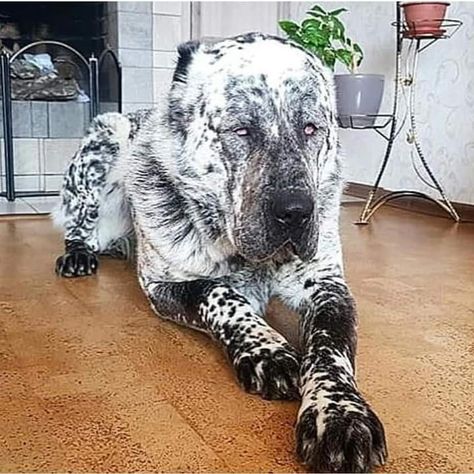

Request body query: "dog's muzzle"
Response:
[269, 189, 317, 260]
[271, 190, 314, 229]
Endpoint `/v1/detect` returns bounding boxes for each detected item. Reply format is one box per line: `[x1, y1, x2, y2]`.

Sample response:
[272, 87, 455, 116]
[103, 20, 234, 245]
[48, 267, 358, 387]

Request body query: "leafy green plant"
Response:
[279, 5, 363, 73]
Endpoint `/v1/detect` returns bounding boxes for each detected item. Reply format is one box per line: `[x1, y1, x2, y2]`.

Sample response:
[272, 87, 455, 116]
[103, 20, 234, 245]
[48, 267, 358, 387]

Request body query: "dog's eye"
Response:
[234, 127, 250, 137]
[304, 123, 317, 136]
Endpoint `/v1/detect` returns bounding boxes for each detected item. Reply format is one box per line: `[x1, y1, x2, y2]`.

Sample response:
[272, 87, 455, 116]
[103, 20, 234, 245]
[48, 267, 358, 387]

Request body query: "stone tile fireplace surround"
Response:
[0, 2, 190, 196]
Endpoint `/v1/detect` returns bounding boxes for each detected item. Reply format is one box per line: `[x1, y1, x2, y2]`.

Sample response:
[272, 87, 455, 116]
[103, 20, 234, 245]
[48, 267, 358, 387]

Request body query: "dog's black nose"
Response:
[271, 191, 314, 228]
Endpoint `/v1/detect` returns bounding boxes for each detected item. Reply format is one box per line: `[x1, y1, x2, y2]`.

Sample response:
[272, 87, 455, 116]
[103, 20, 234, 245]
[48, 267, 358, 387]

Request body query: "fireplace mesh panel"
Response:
[0, 3, 121, 199]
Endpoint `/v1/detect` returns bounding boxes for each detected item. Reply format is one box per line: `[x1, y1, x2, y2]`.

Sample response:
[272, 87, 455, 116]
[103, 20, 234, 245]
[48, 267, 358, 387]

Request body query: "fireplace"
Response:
[0, 2, 108, 56]
[0, 2, 121, 201]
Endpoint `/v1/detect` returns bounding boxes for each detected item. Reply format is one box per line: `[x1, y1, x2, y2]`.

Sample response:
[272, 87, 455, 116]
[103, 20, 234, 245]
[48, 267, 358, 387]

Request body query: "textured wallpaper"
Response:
[288, 2, 474, 204]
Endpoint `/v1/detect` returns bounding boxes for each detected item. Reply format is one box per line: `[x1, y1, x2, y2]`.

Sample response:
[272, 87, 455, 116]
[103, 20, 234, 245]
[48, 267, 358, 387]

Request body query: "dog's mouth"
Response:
[233, 215, 318, 264]
[270, 241, 300, 263]
[238, 239, 307, 265]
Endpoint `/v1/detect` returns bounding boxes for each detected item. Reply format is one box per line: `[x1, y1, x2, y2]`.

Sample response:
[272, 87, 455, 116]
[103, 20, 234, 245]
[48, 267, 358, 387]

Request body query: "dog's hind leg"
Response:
[53, 113, 132, 277]
[142, 276, 301, 400]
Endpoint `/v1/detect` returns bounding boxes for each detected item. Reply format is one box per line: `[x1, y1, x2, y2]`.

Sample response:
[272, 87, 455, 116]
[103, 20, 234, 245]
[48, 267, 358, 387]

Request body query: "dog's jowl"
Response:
[53, 33, 387, 472]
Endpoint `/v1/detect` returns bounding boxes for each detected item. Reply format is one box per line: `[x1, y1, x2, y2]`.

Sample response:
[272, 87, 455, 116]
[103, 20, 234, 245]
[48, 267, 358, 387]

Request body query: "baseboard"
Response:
[345, 182, 474, 222]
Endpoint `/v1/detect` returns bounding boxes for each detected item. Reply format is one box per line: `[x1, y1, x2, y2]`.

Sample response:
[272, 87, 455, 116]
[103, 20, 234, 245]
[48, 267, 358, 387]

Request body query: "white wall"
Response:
[151, 1, 474, 205]
[287, 2, 474, 205]
[193, 2, 281, 37]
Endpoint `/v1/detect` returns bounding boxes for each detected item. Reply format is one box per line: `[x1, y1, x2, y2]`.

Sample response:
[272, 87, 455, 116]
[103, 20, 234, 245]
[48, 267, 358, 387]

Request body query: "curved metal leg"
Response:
[360, 190, 461, 222]
[406, 41, 460, 222]
[357, 2, 402, 225]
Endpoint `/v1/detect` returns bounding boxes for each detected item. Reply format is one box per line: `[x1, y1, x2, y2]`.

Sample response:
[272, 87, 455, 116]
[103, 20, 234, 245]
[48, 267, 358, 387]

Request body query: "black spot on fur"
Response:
[234, 32, 258, 44]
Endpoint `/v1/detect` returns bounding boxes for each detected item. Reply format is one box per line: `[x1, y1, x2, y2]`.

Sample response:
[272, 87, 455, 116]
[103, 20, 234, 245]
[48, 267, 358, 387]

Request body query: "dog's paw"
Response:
[296, 396, 387, 472]
[234, 346, 300, 400]
[55, 250, 98, 278]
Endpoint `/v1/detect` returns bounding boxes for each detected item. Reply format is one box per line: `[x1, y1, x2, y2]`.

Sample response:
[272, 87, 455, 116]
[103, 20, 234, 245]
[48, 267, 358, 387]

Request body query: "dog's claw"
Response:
[296, 396, 387, 472]
[233, 346, 301, 400]
[55, 250, 98, 278]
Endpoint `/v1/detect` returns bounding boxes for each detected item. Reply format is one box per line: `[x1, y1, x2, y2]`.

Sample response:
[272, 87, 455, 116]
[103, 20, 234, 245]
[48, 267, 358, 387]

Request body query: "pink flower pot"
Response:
[402, 1, 450, 38]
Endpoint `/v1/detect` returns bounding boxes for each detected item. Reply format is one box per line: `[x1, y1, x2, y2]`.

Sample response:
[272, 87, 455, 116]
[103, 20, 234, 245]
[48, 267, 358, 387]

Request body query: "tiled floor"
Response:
[0, 194, 364, 216]
[0, 196, 60, 215]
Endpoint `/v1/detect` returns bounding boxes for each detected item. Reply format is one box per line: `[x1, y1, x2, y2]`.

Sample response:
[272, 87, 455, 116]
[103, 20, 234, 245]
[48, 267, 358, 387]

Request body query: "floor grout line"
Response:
[21, 198, 40, 214]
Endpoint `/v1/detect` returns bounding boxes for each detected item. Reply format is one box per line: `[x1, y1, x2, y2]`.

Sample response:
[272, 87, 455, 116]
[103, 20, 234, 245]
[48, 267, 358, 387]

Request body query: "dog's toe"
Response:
[296, 398, 387, 472]
[55, 250, 98, 278]
[234, 346, 301, 400]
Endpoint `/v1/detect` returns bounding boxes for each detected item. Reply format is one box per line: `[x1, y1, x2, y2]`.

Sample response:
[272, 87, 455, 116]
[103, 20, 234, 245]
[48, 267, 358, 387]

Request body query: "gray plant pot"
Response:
[334, 74, 385, 128]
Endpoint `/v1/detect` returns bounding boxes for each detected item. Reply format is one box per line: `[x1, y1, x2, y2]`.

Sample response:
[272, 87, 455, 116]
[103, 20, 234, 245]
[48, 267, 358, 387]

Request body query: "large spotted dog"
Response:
[53, 33, 387, 472]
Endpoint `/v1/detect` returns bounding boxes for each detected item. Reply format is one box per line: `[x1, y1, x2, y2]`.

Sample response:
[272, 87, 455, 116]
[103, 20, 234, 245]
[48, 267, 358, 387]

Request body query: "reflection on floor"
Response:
[0, 194, 365, 216]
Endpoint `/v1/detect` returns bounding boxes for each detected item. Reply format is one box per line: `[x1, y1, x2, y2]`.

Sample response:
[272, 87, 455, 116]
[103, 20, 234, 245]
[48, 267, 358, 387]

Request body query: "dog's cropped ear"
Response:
[172, 40, 201, 85]
[168, 40, 203, 139]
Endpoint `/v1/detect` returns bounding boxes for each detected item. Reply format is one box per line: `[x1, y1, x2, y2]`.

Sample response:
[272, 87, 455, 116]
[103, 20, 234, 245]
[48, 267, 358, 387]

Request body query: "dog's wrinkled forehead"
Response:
[206, 37, 310, 82]
[172, 33, 335, 124]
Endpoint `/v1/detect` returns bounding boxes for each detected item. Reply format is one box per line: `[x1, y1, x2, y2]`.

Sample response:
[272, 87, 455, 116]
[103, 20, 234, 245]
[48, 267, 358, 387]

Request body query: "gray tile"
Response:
[12, 101, 33, 137]
[22, 196, 60, 214]
[122, 67, 154, 103]
[0, 104, 6, 139]
[0, 100, 31, 137]
[0, 197, 37, 215]
[0, 102, 34, 139]
[153, 50, 176, 69]
[153, 2, 183, 15]
[153, 68, 173, 104]
[99, 102, 120, 114]
[122, 102, 153, 113]
[48, 103, 88, 138]
[13, 139, 41, 175]
[118, 12, 153, 50]
[84, 106, 91, 130]
[44, 138, 81, 174]
[120, 48, 153, 68]
[7, 175, 41, 192]
[0, 101, 32, 138]
[0, 138, 3, 175]
[153, 14, 182, 51]
[45, 174, 64, 192]
[31, 102, 49, 137]
[118, 1, 152, 13]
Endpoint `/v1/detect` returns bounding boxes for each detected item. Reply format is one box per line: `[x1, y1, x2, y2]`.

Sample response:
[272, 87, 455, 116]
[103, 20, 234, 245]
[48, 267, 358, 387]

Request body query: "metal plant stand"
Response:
[0, 41, 122, 201]
[339, 2, 462, 224]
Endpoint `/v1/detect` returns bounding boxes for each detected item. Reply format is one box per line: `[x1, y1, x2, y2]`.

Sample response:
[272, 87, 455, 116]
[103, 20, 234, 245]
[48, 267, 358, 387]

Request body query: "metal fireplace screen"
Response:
[0, 2, 122, 201]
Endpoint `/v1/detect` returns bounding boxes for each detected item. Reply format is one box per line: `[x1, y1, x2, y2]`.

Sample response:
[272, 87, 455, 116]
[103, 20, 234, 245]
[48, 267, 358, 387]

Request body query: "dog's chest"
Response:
[134, 215, 239, 282]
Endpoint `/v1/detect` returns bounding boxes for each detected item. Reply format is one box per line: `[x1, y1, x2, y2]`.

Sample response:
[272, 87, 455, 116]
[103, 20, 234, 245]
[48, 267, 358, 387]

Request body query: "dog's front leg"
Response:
[277, 267, 387, 472]
[143, 278, 300, 400]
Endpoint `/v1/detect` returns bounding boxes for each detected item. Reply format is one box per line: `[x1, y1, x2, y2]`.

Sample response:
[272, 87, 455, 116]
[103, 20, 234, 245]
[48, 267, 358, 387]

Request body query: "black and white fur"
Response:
[53, 33, 387, 472]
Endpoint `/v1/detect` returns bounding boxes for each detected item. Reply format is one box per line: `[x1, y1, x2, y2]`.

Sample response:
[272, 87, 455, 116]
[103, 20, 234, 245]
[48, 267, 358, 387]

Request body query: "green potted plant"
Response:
[279, 5, 384, 127]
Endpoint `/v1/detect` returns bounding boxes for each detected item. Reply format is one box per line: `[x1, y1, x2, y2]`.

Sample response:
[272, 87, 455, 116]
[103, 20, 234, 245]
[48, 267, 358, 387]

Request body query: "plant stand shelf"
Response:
[346, 2, 462, 225]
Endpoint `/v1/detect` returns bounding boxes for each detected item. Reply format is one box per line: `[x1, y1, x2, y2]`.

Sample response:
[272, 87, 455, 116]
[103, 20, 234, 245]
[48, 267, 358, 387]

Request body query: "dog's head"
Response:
[167, 33, 340, 263]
